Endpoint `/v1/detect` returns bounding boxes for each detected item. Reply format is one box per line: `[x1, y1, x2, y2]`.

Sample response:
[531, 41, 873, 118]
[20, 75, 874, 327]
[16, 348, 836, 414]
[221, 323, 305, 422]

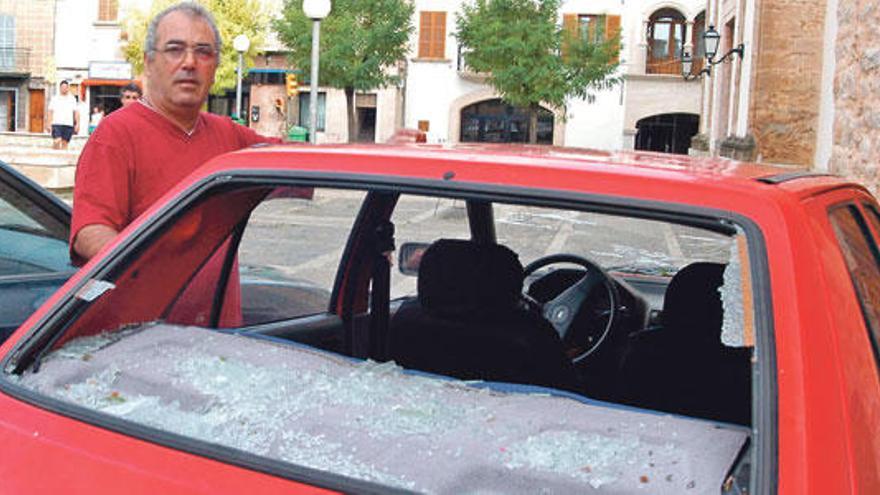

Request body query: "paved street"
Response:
[235, 188, 733, 300]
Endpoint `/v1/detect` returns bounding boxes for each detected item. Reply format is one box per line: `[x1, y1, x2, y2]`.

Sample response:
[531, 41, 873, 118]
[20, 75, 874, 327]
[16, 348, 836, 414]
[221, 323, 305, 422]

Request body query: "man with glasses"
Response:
[71, 1, 280, 264]
[119, 82, 142, 108]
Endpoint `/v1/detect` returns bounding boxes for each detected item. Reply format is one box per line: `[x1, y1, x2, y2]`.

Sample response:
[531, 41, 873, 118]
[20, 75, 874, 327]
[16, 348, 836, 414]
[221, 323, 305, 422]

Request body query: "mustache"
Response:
[172, 71, 200, 83]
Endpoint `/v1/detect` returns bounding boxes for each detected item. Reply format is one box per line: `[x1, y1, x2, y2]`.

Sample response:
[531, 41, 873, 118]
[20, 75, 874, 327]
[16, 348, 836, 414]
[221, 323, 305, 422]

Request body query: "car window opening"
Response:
[9, 183, 758, 493]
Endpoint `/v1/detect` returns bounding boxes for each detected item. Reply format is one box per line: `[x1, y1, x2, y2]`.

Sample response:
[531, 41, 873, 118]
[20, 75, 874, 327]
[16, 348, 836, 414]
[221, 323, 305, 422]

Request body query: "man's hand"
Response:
[73, 224, 119, 261]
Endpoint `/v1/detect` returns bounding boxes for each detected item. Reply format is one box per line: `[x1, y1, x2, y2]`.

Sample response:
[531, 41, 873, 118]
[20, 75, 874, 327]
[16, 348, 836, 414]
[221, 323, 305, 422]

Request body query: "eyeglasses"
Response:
[155, 43, 217, 63]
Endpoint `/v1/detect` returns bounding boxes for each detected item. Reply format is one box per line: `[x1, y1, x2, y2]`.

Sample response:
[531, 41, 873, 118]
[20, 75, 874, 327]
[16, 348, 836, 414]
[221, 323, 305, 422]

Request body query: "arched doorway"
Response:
[460, 99, 554, 144]
[634, 113, 699, 154]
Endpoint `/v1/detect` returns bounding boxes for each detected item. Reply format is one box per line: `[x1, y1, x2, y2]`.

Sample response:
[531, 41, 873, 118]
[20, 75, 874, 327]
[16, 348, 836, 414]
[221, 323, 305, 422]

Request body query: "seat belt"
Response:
[369, 220, 395, 361]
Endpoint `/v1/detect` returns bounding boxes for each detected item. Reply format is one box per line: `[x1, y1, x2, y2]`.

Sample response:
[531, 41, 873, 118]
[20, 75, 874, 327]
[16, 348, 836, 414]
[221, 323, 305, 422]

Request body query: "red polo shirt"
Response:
[71, 102, 281, 327]
[72, 101, 278, 242]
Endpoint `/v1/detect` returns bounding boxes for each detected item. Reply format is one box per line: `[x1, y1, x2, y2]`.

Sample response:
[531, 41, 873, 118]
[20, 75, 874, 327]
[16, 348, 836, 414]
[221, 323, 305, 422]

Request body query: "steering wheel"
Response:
[523, 254, 617, 362]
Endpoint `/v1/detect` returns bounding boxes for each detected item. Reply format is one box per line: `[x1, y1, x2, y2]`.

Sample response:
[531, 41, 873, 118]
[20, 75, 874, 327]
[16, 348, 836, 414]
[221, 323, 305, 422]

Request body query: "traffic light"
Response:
[285, 73, 298, 97]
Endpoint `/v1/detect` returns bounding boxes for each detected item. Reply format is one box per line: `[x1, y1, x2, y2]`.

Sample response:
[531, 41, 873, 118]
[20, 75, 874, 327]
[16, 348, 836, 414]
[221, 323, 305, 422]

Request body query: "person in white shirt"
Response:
[47, 80, 80, 149]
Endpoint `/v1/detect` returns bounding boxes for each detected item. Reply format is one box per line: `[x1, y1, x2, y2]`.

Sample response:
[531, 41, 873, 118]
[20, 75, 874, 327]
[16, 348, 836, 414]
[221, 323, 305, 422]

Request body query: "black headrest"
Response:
[662, 262, 726, 341]
[417, 239, 524, 317]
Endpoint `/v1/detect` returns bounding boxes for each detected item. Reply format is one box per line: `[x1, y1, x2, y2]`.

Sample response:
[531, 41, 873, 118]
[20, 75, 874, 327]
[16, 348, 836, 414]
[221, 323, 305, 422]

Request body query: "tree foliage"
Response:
[273, 0, 415, 141]
[456, 0, 621, 142]
[121, 0, 268, 95]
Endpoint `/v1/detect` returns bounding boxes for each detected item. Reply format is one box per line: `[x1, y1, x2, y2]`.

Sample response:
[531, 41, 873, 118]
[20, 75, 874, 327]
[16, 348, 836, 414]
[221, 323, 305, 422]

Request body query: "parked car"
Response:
[1, 144, 877, 494]
[0, 160, 76, 343]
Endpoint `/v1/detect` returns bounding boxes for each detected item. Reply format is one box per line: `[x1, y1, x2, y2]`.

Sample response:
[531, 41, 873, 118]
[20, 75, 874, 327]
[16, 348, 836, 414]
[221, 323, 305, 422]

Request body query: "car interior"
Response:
[17, 184, 754, 424]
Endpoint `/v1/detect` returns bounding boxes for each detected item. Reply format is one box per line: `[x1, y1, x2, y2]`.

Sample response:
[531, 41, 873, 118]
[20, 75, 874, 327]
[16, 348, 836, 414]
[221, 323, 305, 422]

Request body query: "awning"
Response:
[80, 78, 137, 87]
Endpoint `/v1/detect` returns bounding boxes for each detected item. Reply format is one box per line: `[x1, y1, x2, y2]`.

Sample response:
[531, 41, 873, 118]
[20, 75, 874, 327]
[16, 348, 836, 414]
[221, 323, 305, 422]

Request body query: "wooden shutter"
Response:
[433, 12, 446, 58]
[419, 11, 447, 59]
[98, 0, 119, 22]
[562, 14, 578, 58]
[605, 14, 621, 63]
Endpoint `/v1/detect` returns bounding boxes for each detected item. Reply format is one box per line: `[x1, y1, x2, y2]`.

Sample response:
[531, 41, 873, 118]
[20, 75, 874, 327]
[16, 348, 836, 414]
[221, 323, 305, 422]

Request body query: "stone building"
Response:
[696, 0, 879, 194]
[0, 0, 55, 133]
[832, 0, 879, 194]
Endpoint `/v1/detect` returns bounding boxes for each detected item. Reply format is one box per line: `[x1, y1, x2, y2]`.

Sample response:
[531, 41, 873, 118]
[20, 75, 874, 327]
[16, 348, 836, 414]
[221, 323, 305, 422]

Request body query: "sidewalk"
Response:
[0, 132, 85, 192]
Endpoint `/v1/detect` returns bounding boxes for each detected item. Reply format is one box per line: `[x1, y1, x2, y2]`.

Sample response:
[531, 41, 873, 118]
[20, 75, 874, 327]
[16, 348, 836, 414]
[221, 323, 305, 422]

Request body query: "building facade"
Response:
[0, 0, 55, 133]
[405, 0, 707, 151]
[696, 0, 878, 193]
[53, 0, 150, 137]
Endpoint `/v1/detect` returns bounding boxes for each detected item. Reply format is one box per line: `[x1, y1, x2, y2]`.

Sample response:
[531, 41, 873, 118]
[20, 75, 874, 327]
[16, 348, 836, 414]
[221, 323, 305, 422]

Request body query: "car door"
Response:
[0, 161, 75, 342]
[804, 186, 880, 493]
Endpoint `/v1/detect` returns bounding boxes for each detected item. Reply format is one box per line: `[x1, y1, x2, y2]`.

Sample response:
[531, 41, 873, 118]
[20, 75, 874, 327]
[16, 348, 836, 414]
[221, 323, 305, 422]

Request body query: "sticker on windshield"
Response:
[75, 279, 116, 302]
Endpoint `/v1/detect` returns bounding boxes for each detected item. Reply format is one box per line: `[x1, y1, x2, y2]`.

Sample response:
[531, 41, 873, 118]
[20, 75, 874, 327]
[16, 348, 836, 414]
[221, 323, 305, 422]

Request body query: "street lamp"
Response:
[681, 25, 745, 80]
[233, 34, 250, 122]
[303, 0, 331, 144]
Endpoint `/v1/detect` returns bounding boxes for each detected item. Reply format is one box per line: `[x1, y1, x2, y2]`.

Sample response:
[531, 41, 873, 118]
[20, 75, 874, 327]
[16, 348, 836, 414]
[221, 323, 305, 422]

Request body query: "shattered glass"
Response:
[721, 229, 747, 347]
[18, 323, 749, 494]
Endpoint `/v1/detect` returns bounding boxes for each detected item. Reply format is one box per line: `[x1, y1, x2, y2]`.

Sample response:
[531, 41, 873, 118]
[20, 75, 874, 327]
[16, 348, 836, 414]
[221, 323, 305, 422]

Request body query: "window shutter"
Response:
[562, 14, 577, 58]
[419, 12, 447, 59]
[419, 12, 431, 58]
[432, 12, 446, 59]
[604, 14, 621, 64]
[98, 0, 119, 22]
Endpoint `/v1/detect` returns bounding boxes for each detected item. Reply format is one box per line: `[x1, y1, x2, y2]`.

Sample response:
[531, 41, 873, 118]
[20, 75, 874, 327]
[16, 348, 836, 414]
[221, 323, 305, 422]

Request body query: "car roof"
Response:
[192, 143, 864, 209]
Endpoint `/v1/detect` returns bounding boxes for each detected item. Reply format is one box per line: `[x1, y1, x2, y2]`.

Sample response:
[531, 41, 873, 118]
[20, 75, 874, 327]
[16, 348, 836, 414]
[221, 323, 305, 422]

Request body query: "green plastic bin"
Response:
[287, 126, 309, 142]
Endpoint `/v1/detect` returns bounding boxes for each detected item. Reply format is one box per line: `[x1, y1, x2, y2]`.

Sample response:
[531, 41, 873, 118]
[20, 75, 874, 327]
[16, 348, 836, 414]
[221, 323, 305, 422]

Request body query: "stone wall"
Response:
[0, 0, 54, 79]
[832, 0, 880, 194]
[749, 0, 826, 166]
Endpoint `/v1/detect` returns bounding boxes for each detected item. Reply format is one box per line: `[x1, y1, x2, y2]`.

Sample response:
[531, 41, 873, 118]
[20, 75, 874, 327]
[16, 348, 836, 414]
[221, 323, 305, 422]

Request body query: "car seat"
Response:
[617, 262, 752, 424]
[389, 239, 579, 391]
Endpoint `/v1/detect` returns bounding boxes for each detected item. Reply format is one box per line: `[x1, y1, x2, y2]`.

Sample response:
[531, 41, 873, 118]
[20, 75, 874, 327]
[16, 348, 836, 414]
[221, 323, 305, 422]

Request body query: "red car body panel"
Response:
[0, 388, 334, 494]
[2, 144, 878, 493]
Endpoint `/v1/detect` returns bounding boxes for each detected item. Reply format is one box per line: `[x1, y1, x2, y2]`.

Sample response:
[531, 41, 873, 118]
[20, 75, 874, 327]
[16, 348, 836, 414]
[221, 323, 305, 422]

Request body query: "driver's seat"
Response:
[389, 239, 579, 391]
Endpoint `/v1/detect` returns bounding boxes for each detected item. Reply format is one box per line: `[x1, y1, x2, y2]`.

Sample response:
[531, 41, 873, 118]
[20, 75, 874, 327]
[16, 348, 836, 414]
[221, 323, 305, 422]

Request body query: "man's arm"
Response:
[73, 107, 80, 134]
[73, 224, 118, 261]
[46, 109, 53, 133]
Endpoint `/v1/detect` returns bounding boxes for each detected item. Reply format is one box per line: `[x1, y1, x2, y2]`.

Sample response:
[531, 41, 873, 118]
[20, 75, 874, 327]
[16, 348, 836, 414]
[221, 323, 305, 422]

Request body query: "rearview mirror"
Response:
[398, 242, 429, 276]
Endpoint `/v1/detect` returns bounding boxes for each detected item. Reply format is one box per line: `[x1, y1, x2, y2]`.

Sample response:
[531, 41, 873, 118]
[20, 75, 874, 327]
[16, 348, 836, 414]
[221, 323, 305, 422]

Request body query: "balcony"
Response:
[0, 47, 31, 75]
[646, 54, 703, 76]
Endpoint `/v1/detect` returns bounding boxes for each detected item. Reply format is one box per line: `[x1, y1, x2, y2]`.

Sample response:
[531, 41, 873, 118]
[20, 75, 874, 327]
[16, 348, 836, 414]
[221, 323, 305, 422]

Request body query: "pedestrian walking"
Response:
[47, 80, 79, 149]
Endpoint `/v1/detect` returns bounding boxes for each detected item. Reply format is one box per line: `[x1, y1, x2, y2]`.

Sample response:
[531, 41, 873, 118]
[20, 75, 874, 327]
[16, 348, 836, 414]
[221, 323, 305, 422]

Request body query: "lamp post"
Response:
[303, 0, 331, 144]
[681, 24, 744, 80]
[233, 34, 250, 122]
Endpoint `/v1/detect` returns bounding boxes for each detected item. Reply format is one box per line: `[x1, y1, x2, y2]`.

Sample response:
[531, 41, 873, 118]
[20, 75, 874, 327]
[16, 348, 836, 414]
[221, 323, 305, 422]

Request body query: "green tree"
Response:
[274, 0, 414, 142]
[121, 0, 268, 96]
[456, 0, 621, 143]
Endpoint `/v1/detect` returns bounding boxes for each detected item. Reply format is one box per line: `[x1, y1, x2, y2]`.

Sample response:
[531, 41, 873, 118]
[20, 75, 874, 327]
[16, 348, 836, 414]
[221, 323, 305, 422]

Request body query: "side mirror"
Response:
[398, 242, 430, 276]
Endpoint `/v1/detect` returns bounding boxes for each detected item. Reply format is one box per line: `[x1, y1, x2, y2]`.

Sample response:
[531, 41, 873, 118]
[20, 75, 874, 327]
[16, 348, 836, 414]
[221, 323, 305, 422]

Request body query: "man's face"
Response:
[121, 90, 140, 107]
[59, 83, 69, 95]
[143, 11, 218, 112]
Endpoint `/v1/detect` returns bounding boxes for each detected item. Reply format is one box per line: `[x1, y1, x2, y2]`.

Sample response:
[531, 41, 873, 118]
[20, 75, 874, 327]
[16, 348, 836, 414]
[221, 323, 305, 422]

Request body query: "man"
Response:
[71, 1, 279, 262]
[119, 82, 142, 107]
[47, 80, 79, 149]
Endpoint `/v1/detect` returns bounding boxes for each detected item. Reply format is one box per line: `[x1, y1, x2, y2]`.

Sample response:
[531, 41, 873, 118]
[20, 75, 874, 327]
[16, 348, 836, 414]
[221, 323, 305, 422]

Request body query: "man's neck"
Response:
[140, 96, 200, 134]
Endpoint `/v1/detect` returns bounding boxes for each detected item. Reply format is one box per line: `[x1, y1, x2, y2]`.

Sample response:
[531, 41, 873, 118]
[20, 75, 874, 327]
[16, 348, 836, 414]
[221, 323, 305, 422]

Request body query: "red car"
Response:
[0, 145, 877, 494]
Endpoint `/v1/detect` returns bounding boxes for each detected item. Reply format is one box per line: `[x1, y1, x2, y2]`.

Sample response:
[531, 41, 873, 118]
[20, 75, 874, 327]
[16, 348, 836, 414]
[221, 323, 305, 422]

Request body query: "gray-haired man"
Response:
[71, 1, 280, 263]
